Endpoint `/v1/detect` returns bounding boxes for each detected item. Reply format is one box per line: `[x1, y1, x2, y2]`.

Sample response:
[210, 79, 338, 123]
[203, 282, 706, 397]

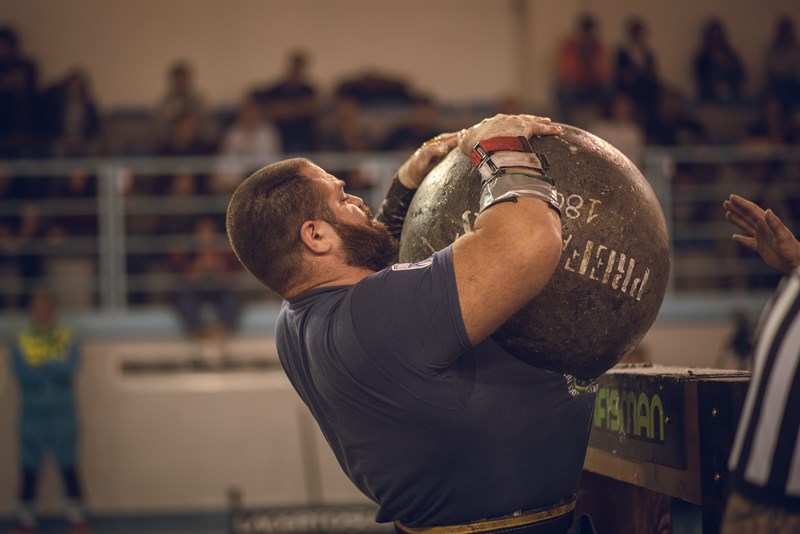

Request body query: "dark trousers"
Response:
[19, 466, 82, 503]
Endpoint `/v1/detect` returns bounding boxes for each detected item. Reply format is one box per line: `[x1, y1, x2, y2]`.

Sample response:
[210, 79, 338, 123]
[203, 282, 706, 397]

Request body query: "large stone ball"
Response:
[399, 124, 670, 380]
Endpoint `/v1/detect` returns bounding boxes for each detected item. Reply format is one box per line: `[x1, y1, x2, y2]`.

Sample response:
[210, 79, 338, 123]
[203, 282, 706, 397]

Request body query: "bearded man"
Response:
[227, 114, 596, 533]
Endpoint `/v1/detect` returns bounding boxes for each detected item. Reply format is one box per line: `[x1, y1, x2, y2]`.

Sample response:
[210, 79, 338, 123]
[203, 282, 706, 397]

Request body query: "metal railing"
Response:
[1, 146, 798, 326]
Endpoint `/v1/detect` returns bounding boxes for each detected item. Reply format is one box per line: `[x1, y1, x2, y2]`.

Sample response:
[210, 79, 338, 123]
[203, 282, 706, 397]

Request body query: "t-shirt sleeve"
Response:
[349, 245, 471, 371]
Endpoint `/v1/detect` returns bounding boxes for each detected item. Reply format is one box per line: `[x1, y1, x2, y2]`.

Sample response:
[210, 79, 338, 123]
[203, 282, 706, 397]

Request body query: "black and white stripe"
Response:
[729, 269, 800, 506]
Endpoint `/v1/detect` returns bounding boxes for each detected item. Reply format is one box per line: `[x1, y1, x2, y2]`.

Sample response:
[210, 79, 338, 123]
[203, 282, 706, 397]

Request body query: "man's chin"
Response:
[335, 219, 399, 272]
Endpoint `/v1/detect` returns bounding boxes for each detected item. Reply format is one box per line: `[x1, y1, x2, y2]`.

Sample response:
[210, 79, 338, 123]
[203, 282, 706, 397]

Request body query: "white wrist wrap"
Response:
[479, 173, 561, 215]
[477, 151, 546, 181]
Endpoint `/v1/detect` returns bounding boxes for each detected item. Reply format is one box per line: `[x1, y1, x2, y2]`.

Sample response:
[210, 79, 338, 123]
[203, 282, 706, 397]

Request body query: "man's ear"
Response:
[299, 220, 335, 255]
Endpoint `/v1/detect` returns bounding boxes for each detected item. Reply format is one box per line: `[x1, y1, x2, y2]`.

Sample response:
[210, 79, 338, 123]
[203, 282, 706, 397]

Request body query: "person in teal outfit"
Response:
[10, 289, 89, 534]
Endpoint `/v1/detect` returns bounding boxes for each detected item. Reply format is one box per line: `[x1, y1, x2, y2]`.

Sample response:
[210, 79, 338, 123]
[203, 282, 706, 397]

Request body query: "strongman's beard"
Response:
[332, 216, 399, 272]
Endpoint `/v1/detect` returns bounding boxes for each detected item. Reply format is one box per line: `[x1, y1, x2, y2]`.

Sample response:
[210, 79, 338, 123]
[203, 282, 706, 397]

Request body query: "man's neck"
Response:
[284, 266, 374, 299]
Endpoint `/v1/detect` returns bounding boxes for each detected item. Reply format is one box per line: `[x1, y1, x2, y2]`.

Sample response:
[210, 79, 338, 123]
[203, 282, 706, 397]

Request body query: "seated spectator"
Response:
[154, 60, 215, 146]
[49, 167, 98, 238]
[555, 13, 612, 124]
[0, 202, 64, 310]
[37, 68, 101, 157]
[615, 16, 661, 124]
[157, 112, 216, 156]
[382, 95, 441, 151]
[588, 92, 645, 165]
[251, 50, 319, 153]
[0, 25, 38, 158]
[211, 98, 281, 193]
[317, 92, 372, 190]
[160, 170, 209, 235]
[318, 92, 371, 152]
[765, 14, 800, 113]
[744, 93, 800, 146]
[168, 216, 243, 342]
[646, 87, 710, 252]
[334, 70, 413, 106]
[646, 87, 707, 146]
[693, 18, 746, 103]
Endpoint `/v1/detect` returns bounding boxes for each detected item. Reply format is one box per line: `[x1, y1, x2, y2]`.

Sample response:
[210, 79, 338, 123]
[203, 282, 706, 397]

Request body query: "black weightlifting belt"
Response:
[394, 497, 576, 534]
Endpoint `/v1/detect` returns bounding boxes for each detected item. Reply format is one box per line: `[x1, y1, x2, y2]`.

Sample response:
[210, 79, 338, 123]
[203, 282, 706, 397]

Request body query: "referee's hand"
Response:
[724, 194, 800, 275]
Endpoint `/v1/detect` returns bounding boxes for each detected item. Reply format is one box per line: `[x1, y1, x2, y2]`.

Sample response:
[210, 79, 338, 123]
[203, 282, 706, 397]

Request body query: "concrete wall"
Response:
[3, 0, 798, 109]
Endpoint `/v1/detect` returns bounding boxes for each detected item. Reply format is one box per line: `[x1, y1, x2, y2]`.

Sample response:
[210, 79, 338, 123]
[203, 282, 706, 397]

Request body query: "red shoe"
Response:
[69, 522, 91, 534]
[9, 524, 35, 534]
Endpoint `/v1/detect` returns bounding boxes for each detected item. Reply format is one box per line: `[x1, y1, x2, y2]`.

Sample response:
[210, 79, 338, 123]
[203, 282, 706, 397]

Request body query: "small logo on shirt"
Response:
[391, 257, 433, 271]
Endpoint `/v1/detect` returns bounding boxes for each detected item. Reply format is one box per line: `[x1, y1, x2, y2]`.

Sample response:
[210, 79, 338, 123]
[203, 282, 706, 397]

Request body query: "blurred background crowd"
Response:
[0, 3, 798, 345]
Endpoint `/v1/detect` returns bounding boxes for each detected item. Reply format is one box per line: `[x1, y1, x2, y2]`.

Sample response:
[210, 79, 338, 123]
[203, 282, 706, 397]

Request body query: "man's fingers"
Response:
[422, 132, 458, 148]
[419, 140, 452, 161]
[530, 122, 563, 136]
[519, 114, 552, 123]
[725, 210, 756, 236]
[458, 114, 561, 154]
[727, 194, 766, 226]
[732, 234, 758, 252]
[426, 143, 450, 162]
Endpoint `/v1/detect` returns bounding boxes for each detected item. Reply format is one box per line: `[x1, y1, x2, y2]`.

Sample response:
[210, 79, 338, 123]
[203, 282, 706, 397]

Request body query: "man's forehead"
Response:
[304, 164, 343, 189]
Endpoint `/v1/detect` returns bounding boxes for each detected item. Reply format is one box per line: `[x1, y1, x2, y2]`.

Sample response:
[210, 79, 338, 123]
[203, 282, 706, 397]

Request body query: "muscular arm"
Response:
[375, 115, 563, 346]
[453, 196, 562, 345]
[452, 115, 563, 346]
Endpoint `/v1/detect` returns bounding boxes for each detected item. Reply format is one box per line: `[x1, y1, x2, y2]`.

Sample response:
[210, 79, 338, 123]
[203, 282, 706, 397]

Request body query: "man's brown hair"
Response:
[226, 158, 331, 295]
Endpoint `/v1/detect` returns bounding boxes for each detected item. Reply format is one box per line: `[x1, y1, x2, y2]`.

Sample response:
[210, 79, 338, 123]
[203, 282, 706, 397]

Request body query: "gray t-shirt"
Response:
[277, 246, 595, 527]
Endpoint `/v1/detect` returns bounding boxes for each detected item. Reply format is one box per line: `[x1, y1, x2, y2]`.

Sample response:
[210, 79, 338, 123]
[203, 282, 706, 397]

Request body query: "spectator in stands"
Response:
[765, 14, 800, 114]
[317, 92, 372, 191]
[382, 94, 441, 151]
[38, 68, 101, 157]
[334, 70, 413, 106]
[157, 112, 216, 157]
[169, 216, 243, 344]
[614, 16, 660, 124]
[646, 87, 707, 146]
[588, 91, 645, 165]
[51, 168, 98, 238]
[160, 170, 208, 237]
[9, 289, 91, 534]
[693, 18, 746, 103]
[251, 50, 319, 153]
[647, 87, 710, 255]
[154, 60, 214, 145]
[0, 25, 38, 157]
[211, 98, 281, 194]
[744, 93, 800, 146]
[125, 170, 206, 306]
[318, 92, 371, 153]
[555, 13, 612, 124]
[2, 204, 48, 305]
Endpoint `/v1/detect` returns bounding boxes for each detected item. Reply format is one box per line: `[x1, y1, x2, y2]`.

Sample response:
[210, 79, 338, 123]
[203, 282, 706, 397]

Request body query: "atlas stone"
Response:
[399, 124, 671, 380]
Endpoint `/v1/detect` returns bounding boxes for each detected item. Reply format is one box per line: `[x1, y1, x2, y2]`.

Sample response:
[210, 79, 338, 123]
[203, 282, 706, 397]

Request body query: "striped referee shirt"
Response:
[728, 268, 800, 509]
